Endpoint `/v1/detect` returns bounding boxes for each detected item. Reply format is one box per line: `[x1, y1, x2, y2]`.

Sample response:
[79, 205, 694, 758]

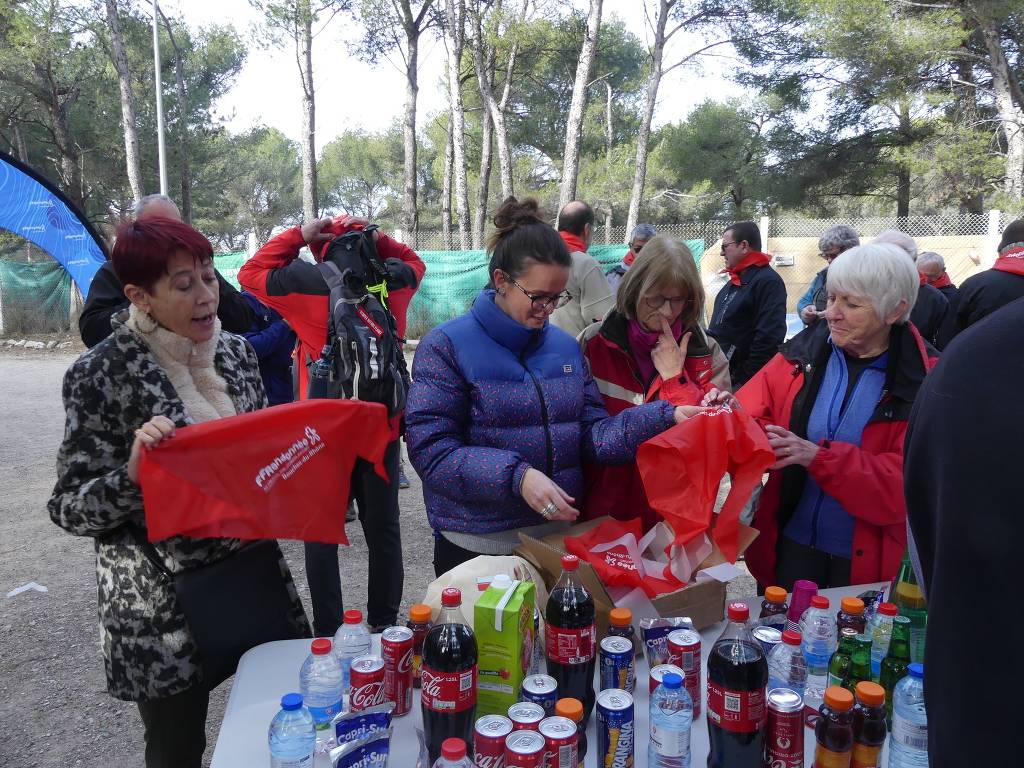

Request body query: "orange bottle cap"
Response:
[555, 697, 584, 722]
[765, 586, 787, 604]
[609, 608, 632, 626]
[841, 597, 865, 615]
[410, 604, 432, 622]
[824, 686, 855, 711]
[855, 681, 886, 707]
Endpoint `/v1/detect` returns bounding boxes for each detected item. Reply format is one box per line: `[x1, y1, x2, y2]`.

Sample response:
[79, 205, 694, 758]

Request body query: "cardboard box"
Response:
[516, 517, 758, 637]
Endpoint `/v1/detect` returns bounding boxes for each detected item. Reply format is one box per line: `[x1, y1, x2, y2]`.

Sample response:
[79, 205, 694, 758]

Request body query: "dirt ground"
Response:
[0, 345, 753, 768]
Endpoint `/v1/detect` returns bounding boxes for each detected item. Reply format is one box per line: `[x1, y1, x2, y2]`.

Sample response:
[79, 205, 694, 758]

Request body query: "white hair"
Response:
[916, 251, 945, 271]
[872, 229, 918, 259]
[133, 193, 179, 219]
[827, 243, 919, 324]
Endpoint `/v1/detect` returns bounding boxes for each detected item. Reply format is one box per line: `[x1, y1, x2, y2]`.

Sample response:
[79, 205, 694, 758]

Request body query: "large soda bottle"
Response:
[422, 587, 478, 766]
[545, 555, 597, 724]
[706, 602, 768, 768]
[890, 551, 927, 663]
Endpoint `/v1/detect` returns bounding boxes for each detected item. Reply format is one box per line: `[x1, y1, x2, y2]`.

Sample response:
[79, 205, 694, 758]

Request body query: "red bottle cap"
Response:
[878, 602, 898, 616]
[441, 587, 462, 607]
[343, 609, 363, 624]
[727, 602, 749, 621]
[810, 595, 829, 609]
[311, 638, 332, 655]
[441, 738, 466, 760]
[561, 554, 580, 571]
[782, 629, 801, 646]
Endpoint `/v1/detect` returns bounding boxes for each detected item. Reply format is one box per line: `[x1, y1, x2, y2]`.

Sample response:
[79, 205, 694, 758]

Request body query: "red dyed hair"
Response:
[112, 216, 214, 291]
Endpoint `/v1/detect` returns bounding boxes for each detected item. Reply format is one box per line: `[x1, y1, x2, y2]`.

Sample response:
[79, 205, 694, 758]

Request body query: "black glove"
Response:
[383, 258, 418, 291]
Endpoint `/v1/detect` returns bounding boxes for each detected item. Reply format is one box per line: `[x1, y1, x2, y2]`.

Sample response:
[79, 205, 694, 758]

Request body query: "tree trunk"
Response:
[13, 124, 28, 163]
[298, 1, 318, 220]
[160, 11, 193, 223]
[559, 0, 602, 209]
[980, 19, 1024, 198]
[605, 80, 612, 245]
[46, 80, 82, 208]
[626, 0, 669, 236]
[896, 100, 912, 218]
[399, 1, 422, 246]
[443, 0, 471, 249]
[104, 0, 145, 203]
[955, 51, 984, 214]
[474, 104, 494, 248]
[442, 111, 454, 250]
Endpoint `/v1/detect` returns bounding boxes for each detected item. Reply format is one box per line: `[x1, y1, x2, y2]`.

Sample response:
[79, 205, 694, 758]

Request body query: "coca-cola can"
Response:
[381, 625, 413, 716]
[520, 674, 558, 717]
[504, 729, 546, 767]
[348, 654, 386, 711]
[538, 716, 578, 768]
[649, 663, 686, 694]
[667, 628, 702, 717]
[508, 701, 545, 731]
[475, 714, 513, 767]
[766, 687, 804, 767]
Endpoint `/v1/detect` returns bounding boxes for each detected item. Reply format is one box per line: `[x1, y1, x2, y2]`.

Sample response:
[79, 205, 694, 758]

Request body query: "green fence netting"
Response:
[0, 259, 71, 334]
[213, 251, 247, 290]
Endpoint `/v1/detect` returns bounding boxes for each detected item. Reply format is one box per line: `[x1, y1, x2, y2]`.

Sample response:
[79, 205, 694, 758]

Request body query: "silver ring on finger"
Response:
[542, 502, 558, 519]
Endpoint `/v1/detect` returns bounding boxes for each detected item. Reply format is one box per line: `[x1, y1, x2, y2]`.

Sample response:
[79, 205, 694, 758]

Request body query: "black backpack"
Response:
[308, 225, 410, 416]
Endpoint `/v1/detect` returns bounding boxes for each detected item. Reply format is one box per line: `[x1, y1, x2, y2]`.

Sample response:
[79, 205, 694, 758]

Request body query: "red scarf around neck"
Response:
[918, 272, 927, 286]
[993, 244, 1024, 276]
[559, 231, 588, 254]
[623, 249, 636, 266]
[926, 271, 953, 289]
[724, 251, 772, 285]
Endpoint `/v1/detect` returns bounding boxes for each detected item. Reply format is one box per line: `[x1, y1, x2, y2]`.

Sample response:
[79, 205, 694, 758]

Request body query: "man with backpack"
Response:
[239, 216, 425, 635]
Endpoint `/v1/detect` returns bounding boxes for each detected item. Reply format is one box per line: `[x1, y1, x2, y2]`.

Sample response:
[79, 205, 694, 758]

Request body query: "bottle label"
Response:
[306, 699, 342, 729]
[650, 720, 691, 757]
[545, 624, 596, 665]
[891, 713, 928, 751]
[420, 665, 477, 713]
[271, 755, 313, 768]
[851, 742, 882, 767]
[814, 743, 852, 767]
[827, 673, 845, 687]
[706, 681, 766, 733]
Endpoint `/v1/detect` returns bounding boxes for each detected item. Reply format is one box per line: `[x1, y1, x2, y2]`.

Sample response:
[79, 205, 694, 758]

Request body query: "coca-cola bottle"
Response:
[706, 602, 768, 768]
[545, 555, 596, 724]
[421, 587, 478, 766]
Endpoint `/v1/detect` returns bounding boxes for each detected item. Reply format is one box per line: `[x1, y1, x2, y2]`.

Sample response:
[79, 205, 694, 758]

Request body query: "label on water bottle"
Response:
[420, 665, 477, 713]
[707, 681, 766, 733]
[270, 754, 313, 768]
[545, 624, 596, 665]
[307, 698, 343, 730]
[891, 713, 928, 751]
[650, 721, 690, 757]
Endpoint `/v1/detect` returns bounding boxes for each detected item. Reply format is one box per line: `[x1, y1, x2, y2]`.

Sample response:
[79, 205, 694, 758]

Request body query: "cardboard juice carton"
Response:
[474, 575, 536, 717]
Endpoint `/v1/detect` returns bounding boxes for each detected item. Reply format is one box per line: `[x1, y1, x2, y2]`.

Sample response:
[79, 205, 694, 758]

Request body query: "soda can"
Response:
[475, 714, 513, 768]
[508, 701, 545, 731]
[666, 629, 702, 717]
[538, 716, 578, 768]
[596, 688, 634, 767]
[753, 625, 783, 660]
[521, 674, 559, 717]
[348, 655, 387, 711]
[380, 625, 413, 716]
[504, 729, 546, 768]
[766, 687, 804, 768]
[649, 663, 686, 694]
[599, 636, 635, 693]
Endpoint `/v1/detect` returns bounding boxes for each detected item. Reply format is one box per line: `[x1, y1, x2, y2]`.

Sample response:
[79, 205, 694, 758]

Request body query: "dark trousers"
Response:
[433, 534, 479, 578]
[137, 685, 209, 768]
[304, 438, 403, 635]
[774, 535, 852, 591]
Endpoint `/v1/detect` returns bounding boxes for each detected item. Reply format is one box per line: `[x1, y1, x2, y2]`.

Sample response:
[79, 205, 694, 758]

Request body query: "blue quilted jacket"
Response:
[406, 290, 676, 535]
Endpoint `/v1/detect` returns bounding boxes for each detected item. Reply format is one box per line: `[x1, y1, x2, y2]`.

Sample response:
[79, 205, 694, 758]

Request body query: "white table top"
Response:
[211, 583, 891, 767]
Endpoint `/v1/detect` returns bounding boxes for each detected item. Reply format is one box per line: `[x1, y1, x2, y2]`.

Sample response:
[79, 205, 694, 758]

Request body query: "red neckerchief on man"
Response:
[723, 251, 772, 286]
[623, 249, 636, 266]
[992, 243, 1024, 276]
[559, 231, 588, 254]
[926, 271, 953, 289]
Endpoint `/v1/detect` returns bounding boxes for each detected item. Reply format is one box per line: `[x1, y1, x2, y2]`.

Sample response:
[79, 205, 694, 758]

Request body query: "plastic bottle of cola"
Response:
[545, 555, 596, 725]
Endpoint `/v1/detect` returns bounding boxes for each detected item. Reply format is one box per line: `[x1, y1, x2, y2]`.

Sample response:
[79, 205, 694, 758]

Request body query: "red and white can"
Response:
[348, 654, 387, 711]
[381, 625, 413, 716]
[766, 687, 804, 767]
[504, 729, 546, 767]
[474, 714, 513, 768]
[508, 701, 545, 731]
[649, 663, 686, 694]
[667, 628, 702, 717]
[538, 716, 578, 768]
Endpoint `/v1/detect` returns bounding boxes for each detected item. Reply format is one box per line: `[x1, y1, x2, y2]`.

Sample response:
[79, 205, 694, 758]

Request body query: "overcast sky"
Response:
[164, 0, 745, 152]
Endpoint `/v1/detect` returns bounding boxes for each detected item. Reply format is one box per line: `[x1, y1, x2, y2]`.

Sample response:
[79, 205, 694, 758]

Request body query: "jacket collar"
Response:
[471, 289, 546, 357]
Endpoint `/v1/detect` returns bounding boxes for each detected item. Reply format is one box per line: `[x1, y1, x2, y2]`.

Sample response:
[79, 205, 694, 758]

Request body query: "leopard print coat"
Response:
[49, 315, 310, 701]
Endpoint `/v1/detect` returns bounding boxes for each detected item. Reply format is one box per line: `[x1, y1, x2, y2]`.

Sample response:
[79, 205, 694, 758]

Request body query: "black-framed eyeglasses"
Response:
[642, 295, 691, 311]
[721, 240, 738, 248]
[504, 273, 572, 310]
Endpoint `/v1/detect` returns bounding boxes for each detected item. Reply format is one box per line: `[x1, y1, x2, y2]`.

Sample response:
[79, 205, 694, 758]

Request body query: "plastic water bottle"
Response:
[307, 345, 336, 399]
[799, 595, 837, 710]
[867, 602, 898, 679]
[431, 737, 473, 767]
[268, 693, 316, 768]
[299, 638, 344, 737]
[648, 671, 692, 768]
[332, 608, 372, 692]
[888, 663, 928, 767]
[767, 629, 807, 699]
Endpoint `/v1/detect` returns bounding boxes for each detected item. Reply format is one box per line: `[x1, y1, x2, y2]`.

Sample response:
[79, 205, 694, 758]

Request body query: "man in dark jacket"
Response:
[948, 217, 1024, 340]
[79, 194, 254, 347]
[707, 220, 787, 387]
[871, 230, 949, 348]
[904, 296, 1024, 768]
[240, 291, 296, 406]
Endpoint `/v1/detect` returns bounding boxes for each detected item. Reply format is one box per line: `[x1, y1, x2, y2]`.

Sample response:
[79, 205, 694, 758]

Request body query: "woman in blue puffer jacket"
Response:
[407, 197, 703, 576]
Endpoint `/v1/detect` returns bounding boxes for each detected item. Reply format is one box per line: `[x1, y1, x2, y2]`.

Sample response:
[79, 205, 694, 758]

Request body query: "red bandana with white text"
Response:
[992, 245, 1024, 276]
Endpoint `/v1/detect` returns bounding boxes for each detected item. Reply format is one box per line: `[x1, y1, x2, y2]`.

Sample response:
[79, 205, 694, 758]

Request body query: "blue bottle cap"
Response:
[662, 672, 683, 689]
[907, 663, 924, 679]
[281, 692, 304, 710]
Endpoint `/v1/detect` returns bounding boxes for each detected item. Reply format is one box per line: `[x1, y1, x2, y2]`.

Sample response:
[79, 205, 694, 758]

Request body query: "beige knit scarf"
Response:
[126, 304, 237, 424]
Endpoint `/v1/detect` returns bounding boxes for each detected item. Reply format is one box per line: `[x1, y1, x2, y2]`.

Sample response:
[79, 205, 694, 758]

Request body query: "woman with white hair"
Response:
[704, 243, 937, 588]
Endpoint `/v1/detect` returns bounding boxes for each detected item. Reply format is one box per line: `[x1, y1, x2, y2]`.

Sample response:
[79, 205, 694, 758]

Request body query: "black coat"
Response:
[904, 296, 1024, 767]
[79, 260, 255, 348]
[909, 282, 949, 348]
[952, 267, 1024, 339]
[707, 263, 787, 387]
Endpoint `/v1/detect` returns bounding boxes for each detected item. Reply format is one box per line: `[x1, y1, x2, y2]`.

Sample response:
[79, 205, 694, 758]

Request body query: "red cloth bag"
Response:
[139, 399, 390, 544]
[637, 405, 774, 563]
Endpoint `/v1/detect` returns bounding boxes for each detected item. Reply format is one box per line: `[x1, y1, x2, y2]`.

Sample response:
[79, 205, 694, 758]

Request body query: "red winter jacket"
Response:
[736, 321, 936, 586]
[579, 310, 731, 530]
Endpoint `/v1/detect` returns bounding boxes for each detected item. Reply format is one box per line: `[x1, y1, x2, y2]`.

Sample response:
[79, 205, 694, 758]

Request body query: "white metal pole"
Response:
[152, 0, 168, 195]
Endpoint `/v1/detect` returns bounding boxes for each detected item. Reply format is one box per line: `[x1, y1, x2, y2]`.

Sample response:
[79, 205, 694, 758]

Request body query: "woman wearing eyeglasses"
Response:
[579, 236, 731, 531]
[406, 199, 703, 576]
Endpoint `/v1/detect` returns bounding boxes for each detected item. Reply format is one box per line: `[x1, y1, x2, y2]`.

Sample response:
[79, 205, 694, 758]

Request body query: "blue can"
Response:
[599, 636, 635, 693]
[520, 673, 558, 717]
[596, 688, 634, 767]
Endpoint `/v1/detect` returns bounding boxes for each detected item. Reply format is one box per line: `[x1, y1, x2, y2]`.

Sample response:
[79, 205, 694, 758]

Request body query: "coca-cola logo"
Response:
[420, 670, 443, 698]
[473, 753, 504, 768]
[351, 682, 385, 708]
[398, 648, 412, 675]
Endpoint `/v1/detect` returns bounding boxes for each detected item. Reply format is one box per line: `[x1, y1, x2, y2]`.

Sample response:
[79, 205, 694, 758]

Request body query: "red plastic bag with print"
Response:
[638, 404, 774, 564]
[139, 399, 390, 544]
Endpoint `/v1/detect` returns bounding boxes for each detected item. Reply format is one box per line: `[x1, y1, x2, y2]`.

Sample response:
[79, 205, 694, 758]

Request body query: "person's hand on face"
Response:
[801, 305, 821, 324]
[651, 315, 692, 380]
[519, 467, 579, 521]
[765, 424, 819, 470]
[127, 415, 176, 484]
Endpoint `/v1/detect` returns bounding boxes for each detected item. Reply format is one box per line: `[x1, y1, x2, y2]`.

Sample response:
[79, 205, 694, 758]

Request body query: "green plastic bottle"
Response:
[891, 551, 927, 663]
[827, 628, 858, 688]
[879, 615, 912, 725]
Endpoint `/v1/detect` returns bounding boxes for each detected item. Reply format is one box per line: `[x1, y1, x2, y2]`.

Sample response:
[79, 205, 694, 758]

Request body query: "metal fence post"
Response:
[760, 215, 772, 252]
[985, 210, 1001, 268]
